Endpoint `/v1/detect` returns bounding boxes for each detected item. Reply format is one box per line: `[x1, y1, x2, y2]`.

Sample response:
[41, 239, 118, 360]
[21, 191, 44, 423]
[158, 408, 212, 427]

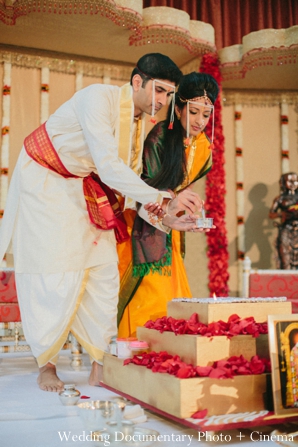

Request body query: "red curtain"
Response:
[143, 0, 298, 49]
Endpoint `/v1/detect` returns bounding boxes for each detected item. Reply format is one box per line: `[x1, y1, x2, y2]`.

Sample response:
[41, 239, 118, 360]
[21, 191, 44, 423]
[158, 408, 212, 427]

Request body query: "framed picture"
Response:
[268, 314, 298, 416]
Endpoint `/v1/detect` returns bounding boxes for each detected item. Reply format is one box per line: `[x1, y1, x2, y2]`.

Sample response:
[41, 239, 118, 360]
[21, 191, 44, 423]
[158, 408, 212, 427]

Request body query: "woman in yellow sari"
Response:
[117, 72, 219, 337]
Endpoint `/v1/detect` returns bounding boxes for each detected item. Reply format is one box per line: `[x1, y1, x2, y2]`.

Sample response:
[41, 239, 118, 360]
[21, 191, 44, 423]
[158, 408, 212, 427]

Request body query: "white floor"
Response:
[0, 351, 297, 447]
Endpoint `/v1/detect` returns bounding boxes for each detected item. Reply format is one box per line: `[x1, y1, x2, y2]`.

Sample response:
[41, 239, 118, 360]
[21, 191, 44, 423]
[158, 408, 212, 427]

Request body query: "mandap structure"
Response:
[0, 0, 297, 296]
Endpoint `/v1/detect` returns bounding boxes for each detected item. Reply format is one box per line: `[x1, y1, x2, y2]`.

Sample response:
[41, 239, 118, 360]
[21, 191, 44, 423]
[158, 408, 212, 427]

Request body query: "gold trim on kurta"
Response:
[118, 83, 146, 210]
[118, 83, 134, 167]
[37, 269, 90, 367]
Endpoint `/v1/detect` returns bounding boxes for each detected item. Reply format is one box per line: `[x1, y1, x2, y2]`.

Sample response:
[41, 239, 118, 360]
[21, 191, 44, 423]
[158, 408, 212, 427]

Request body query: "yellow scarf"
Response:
[117, 83, 145, 209]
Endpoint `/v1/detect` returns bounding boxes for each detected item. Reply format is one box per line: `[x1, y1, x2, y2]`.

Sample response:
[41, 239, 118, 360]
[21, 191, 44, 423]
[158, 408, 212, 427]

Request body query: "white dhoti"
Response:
[15, 262, 119, 367]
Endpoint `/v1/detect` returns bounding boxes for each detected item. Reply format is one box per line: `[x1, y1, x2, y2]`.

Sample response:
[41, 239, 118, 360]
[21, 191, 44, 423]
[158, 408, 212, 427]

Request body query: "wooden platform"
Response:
[101, 381, 298, 433]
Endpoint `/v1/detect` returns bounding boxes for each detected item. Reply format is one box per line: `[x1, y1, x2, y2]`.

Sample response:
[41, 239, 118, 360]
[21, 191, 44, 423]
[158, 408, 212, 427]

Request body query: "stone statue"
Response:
[269, 172, 298, 269]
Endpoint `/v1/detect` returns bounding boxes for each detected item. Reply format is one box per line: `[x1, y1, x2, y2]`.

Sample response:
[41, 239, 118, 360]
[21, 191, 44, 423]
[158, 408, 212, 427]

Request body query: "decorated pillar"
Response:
[103, 75, 111, 84]
[0, 60, 11, 213]
[0, 59, 12, 267]
[280, 99, 290, 174]
[75, 69, 83, 92]
[234, 104, 245, 294]
[40, 66, 50, 124]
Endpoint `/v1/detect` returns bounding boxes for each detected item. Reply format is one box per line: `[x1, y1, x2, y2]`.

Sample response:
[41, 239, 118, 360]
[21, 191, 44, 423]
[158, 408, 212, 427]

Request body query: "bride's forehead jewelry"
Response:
[135, 65, 176, 129]
[179, 91, 215, 145]
[180, 90, 213, 106]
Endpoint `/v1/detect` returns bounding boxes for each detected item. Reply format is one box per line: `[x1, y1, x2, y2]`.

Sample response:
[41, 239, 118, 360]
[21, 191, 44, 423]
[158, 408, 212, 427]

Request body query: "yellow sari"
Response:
[117, 130, 212, 337]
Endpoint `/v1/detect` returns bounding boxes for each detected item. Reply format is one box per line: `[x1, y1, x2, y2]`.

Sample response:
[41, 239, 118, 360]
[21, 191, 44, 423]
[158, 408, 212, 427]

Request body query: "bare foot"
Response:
[37, 363, 64, 392]
[88, 361, 103, 386]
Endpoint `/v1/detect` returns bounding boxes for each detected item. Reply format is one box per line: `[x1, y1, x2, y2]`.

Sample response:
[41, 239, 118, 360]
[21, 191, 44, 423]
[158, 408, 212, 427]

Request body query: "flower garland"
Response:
[144, 312, 268, 337]
[200, 53, 229, 296]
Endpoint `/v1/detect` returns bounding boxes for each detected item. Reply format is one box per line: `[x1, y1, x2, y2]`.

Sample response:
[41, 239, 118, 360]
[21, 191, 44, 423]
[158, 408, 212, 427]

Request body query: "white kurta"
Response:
[0, 83, 170, 365]
[0, 83, 169, 273]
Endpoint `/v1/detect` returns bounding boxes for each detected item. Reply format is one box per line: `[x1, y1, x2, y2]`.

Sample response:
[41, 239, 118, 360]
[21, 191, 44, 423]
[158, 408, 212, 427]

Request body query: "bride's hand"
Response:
[162, 214, 215, 232]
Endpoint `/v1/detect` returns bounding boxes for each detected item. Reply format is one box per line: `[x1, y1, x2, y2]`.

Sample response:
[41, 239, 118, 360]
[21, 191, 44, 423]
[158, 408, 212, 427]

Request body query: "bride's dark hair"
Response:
[144, 72, 219, 190]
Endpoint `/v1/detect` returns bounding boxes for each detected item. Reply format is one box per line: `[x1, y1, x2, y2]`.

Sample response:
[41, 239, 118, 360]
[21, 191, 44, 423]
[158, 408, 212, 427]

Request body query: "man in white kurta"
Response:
[0, 53, 201, 391]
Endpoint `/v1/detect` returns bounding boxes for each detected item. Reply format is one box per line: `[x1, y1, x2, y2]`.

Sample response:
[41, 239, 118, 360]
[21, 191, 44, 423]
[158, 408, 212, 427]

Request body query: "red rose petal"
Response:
[176, 365, 196, 379]
[196, 365, 213, 377]
[143, 313, 267, 338]
[191, 408, 208, 419]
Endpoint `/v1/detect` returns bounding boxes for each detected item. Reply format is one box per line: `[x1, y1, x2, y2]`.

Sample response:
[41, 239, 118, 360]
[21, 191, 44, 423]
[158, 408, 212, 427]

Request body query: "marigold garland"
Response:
[200, 53, 229, 296]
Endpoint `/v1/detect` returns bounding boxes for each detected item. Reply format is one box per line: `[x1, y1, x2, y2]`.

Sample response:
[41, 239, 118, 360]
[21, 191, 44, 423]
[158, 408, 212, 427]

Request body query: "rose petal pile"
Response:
[124, 351, 271, 379]
[144, 313, 267, 338]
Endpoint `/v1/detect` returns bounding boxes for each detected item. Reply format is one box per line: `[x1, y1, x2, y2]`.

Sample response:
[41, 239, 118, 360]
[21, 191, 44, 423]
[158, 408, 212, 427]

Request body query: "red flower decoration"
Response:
[191, 408, 208, 419]
[124, 350, 270, 380]
[200, 53, 229, 296]
[144, 313, 268, 338]
[195, 365, 213, 377]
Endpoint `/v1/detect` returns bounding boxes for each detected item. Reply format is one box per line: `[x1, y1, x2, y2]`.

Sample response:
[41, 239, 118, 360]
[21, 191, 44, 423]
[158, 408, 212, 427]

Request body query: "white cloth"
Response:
[16, 263, 119, 366]
[123, 404, 147, 424]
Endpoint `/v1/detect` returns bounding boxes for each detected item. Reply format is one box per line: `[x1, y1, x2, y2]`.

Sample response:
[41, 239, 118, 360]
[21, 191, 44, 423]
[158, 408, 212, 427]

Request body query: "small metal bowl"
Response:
[196, 217, 213, 229]
[77, 400, 115, 432]
[58, 384, 81, 406]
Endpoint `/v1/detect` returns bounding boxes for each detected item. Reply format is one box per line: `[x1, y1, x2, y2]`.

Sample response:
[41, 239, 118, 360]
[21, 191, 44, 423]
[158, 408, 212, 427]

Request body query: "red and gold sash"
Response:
[24, 122, 129, 243]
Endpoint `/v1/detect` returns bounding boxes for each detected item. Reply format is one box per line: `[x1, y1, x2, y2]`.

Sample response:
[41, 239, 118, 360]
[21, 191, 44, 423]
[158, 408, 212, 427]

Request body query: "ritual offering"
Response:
[137, 325, 260, 366]
[103, 353, 269, 418]
[58, 384, 81, 406]
[196, 205, 213, 229]
[77, 400, 115, 432]
[102, 295, 294, 427]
